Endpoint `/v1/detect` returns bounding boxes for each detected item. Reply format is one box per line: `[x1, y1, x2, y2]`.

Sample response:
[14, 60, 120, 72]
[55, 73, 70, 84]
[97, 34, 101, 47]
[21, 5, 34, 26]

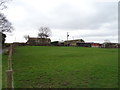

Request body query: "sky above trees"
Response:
[1, 0, 118, 43]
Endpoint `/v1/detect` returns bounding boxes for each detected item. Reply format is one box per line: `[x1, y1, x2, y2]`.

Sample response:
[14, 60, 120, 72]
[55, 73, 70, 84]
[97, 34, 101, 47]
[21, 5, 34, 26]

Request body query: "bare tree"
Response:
[103, 40, 112, 48]
[0, 0, 13, 33]
[38, 27, 51, 38]
[104, 39, 111, 43]
[0, 0, 13, 45]
[24, 35, 29, 41]
[0, 13, 13, 33]
[0, 0, 11, 10]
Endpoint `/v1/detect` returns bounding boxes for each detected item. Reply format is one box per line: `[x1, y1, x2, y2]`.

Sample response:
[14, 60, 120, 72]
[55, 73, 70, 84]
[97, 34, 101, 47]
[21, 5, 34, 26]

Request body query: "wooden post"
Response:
[8, 45, 13, 70]
[6, 44, 13, 88]
[6, 70, 12, 88]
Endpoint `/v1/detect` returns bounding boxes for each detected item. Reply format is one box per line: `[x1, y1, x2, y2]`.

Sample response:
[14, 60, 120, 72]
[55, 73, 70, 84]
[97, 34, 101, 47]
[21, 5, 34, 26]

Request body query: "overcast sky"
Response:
[2, 0, 119, 43]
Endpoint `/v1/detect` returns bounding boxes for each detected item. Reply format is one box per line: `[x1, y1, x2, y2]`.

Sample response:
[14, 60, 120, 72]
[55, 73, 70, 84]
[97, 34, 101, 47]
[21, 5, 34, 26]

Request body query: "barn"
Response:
[27, 37, 51, 46]
[76, 43, 91, 47]
[64, 39, 85, 46]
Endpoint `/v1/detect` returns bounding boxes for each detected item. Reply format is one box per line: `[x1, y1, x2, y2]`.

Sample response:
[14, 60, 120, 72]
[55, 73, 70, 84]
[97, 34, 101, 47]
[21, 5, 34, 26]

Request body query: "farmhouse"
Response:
[27, 37, 51, 46]
[64, 39, 85, 46]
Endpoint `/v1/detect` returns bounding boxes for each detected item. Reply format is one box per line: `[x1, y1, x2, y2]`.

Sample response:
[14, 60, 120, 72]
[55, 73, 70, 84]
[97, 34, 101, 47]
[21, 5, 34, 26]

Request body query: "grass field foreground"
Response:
[3, 46, 118, 88]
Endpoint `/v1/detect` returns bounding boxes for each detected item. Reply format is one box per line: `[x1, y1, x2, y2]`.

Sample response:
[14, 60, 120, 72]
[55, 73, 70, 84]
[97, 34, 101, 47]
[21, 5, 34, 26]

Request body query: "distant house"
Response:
[64, 39, 85, 46]
[27, 37, 51, 46]
[102, 43, 119, 48]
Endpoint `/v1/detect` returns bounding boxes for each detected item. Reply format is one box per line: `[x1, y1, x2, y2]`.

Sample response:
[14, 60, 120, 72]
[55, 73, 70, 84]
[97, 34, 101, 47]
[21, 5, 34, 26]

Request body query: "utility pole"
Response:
[67, 32, 69, 46]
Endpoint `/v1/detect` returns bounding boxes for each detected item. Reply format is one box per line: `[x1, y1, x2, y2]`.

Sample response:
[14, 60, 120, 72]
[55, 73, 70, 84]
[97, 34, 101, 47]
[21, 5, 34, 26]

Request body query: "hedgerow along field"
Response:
[3, 46, 118, 88]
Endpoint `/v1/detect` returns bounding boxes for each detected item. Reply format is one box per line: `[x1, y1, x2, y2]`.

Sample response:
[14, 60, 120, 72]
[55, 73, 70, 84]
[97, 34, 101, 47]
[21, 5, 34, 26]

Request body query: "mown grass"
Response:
[2, 54, 8, 88]
[3, 46, 118, 88]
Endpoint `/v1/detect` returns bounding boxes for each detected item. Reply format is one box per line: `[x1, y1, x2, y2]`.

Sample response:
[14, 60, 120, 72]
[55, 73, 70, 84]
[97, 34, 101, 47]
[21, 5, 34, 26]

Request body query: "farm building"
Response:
[27, 37, 51, 46]
[51, 41, 65, 46]
[102, 43, 119, 48]
[64, 39, 85, 46]
[91, 43, 102, 48]
[77, 42, 102, 48]
[13, 42, 27, 46]
[77, 43, 91, 47]
[51, 41, 59, 46]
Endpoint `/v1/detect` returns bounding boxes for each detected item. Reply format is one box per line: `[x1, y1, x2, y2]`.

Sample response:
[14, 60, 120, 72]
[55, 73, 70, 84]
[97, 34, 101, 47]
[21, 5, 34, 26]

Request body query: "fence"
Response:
[6, 44, 14, 88]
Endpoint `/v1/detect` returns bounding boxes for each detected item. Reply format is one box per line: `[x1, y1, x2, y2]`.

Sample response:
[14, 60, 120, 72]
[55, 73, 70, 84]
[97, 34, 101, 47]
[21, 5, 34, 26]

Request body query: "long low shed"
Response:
[76, 43, 91, 47]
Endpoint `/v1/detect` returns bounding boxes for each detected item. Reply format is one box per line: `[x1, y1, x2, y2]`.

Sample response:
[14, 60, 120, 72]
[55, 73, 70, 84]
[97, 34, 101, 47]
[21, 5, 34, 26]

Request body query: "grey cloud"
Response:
[49, 2, 117, 30]
[12, 1, 117, 31]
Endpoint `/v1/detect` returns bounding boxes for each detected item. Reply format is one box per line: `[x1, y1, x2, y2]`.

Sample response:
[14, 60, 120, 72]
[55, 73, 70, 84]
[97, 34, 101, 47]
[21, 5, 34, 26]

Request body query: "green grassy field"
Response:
[2, 54, 8, 88]
[3, 46, 118, 88]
